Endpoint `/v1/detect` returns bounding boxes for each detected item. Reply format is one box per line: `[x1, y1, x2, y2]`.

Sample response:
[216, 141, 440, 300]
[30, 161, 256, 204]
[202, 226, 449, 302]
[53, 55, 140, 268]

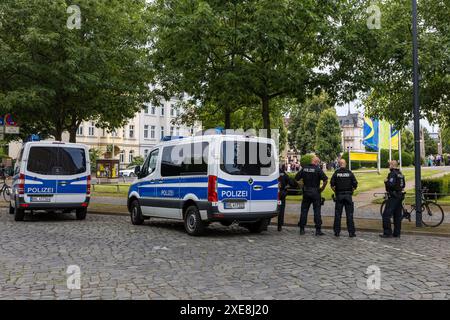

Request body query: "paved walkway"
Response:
[1, 211, 449, 300]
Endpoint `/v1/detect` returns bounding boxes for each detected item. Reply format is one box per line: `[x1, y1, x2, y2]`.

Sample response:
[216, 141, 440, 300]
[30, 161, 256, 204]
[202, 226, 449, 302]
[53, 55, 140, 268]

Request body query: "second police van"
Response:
[128, 133, 280, 235]
[10, 141, 91, 221]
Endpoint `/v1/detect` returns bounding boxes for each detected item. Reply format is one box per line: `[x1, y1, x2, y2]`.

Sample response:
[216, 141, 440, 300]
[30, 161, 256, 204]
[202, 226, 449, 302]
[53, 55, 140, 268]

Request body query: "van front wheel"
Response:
[184, 206, 205, 236]
[130, 200, 144, 225]
[76, 208, 87, 220]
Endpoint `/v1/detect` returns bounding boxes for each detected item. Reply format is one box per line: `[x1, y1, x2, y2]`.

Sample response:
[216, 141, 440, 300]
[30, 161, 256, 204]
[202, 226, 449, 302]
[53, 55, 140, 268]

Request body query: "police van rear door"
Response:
[23, 145, 59, 204]
[218, 138, 251, 214]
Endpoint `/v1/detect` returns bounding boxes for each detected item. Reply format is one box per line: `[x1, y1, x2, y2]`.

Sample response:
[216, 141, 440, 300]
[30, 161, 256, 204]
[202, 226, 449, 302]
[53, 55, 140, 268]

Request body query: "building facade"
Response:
[338, 111, 364, 152]
[8, 98, 201, 169]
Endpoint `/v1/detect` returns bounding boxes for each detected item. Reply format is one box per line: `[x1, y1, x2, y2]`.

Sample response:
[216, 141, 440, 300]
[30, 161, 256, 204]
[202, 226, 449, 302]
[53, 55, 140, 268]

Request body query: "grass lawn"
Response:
[286, 169, 441, 203]
[92, 184, 130, 197]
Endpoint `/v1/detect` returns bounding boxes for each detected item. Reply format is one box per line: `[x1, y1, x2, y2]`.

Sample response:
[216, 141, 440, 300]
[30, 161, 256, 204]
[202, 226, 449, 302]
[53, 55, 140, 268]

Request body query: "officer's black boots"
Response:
[349, 233, 356, 238]
[277, 226, 282, 232]
[315, 230, 325, 236]
[334, 232, 340, 237]
[299, 228, 305, 235]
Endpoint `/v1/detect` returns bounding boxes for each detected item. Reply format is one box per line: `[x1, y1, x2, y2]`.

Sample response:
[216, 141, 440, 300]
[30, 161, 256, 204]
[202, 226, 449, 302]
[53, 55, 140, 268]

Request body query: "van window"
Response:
[161, 146, 182, 177]
[220, 141, 275, 176]
[181, 142, 209, 175]
[140, 149, 159, 178]
[27, 146, 86, 175]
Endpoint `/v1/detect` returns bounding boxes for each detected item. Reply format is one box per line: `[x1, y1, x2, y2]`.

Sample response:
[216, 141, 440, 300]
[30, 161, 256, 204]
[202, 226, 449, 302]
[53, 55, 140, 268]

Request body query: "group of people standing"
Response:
[277, 157, 406, 238]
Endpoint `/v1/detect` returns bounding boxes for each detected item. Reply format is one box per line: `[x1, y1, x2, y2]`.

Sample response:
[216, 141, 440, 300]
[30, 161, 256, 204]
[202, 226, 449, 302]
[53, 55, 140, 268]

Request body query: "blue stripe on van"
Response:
[23, 175, 88, 194]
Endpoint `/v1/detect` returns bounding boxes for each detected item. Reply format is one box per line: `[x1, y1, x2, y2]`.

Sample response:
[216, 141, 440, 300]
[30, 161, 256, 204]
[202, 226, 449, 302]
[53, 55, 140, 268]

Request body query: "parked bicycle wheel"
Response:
[1, 186, 10, 202]
[421, 202, 445, 227]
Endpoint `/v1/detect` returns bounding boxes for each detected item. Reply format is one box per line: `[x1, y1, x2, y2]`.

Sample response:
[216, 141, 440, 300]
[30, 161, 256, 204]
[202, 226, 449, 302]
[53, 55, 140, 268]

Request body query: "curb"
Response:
[87, 210, 450, 238]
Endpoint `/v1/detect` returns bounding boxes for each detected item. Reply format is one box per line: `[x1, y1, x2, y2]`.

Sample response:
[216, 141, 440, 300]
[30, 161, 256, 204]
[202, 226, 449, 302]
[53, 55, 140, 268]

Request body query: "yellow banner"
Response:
[350, 152, 378, 162]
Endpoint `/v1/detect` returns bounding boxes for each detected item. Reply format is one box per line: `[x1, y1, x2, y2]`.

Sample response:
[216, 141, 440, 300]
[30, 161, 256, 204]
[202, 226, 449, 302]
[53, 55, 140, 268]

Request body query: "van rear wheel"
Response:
[130, 200, 144, 225]
[76, 208, 87, 220]
[246, 219, 268, 233]
[14, 207, 25, 221]
[184, 206, 205, 236]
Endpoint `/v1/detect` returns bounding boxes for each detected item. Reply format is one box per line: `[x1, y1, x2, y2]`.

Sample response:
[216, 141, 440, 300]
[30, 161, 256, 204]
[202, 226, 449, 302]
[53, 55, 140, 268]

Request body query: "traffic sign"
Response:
[4, 114, 17, 126]
[5, 126, 19, 134]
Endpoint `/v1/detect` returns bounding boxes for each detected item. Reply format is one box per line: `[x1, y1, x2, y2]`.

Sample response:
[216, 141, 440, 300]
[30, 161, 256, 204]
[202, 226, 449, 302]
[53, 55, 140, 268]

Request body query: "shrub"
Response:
[300, 154, 315, 167]
[421, 174, 450, 199]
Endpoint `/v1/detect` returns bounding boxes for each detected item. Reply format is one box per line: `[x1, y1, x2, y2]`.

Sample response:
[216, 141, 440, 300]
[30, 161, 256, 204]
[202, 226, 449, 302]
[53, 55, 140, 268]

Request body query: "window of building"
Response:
[150, 125, 156, 139]
[119, 150, 125, 163]
[129, 125, 135, 139]
[129, 150, 134, 163]
[144, 149, 149, 158]
[170, 126, 174, 136]
[160, 105, 165, 116]
[144, 125, 149, 139]
[160, 126, 165, 139]
[144, 104, 150, 114]
[111, 129, 118, 137]
[151, 105, 156, 115]
[88, 122, 95, 136]
[76, 125, 83, 136]
[170, 104, 175, 116]
[176, 127, 180, 136]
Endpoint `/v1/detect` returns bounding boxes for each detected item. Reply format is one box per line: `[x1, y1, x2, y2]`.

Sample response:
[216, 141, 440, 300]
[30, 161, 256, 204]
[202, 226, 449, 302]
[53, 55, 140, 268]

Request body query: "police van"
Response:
[128, 134, 279, 235]
[10, 141, 91, 221]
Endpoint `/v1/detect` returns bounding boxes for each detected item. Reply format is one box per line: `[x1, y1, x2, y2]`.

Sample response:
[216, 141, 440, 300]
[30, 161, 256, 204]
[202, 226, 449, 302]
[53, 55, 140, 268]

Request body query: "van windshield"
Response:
[220, 141, 276, 176]
[27, 146, 86, 175]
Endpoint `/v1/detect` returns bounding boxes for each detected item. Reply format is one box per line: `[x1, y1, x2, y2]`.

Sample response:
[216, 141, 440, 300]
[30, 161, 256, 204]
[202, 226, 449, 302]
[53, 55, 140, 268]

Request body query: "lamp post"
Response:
[412, 0, 422, 227]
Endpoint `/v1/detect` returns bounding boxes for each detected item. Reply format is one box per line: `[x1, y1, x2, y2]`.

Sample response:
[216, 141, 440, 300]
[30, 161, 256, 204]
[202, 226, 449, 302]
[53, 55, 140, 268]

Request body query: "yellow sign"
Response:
[350, 152, 378, 162]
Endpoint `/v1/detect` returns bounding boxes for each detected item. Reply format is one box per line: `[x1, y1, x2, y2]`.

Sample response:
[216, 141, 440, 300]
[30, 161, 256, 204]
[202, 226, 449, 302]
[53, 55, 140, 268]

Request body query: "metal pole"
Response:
[348, 146, 351, 171]
[399, 130, 403, 170]
[412, 0, 422, 227]
[389, 124, 392, 162]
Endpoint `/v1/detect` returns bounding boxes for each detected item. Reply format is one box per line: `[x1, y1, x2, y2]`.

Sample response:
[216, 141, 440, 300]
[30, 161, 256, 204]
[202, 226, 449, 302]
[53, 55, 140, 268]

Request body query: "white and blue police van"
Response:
[9, 141, 91, 221]
[128, 133, 280, 235]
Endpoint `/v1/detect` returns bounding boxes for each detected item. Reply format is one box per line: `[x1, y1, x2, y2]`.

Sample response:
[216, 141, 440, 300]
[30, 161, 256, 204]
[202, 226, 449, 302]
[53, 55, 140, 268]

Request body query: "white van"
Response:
[10, 141, 91, 221]
[127, 134, 280, 235]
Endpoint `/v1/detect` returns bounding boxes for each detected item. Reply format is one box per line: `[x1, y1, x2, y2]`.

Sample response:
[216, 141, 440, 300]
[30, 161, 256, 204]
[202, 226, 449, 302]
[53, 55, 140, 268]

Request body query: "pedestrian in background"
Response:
[277, 164, 293, 232]
[295, 156, 328, 236]
[330, 159, 358, 237]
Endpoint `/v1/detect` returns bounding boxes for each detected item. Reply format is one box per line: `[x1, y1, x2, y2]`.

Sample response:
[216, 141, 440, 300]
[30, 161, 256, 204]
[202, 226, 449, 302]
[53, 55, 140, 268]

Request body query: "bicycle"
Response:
[378, 188, 445, 228]
[0, 177, 11, 202]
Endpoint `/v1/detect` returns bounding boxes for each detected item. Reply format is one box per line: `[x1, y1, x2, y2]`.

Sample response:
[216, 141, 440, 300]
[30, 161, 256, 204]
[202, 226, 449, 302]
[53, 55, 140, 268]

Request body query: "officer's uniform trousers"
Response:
[299, 187, 322, 230]
[334, 192, 355, 234]
[382, 193, 403, 236]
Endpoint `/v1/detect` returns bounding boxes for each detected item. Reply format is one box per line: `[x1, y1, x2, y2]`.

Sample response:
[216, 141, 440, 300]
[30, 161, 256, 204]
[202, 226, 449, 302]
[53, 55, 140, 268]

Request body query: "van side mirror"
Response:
[134, 165, 141, 176]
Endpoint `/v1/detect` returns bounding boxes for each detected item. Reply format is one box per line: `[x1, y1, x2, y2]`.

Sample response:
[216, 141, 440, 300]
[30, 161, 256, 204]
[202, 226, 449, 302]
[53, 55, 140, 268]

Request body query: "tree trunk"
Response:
[69, 127, 77, 143]
[261, 96, 271, 138]
[54, 123, 63, 142]
[224, 108, 231, 129]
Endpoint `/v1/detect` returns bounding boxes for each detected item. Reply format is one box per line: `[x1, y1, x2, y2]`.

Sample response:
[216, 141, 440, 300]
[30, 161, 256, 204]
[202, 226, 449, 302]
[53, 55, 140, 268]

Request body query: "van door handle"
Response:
[253, 185, 263, 191]
[59, 182, 68, 186]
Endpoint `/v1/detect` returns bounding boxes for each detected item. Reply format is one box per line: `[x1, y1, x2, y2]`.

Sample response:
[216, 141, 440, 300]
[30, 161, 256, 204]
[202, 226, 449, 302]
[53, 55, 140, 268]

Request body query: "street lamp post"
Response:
[412, 0, 422, 227]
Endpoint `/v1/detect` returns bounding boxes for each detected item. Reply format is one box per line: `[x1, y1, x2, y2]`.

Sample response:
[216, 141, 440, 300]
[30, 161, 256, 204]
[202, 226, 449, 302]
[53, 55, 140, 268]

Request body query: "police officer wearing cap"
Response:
[295, 156, 328, 236]
[330, 159, 358, 237]
[380, 160, 405, 238]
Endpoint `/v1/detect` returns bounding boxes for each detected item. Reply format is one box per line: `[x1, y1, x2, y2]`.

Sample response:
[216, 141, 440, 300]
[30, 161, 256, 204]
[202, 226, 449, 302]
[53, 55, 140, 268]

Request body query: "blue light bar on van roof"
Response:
[161, 136, 185, 142]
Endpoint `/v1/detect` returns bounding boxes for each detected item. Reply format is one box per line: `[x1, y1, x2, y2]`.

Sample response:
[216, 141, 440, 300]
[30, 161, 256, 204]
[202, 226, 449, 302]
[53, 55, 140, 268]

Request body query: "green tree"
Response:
[332, 0, 450, 127]
[129, 156, 145, 168]
[315, 108, 342, 163]
[442, 127, 450, 154]
[89, 148, 101, 173]
[0, 0, 152, 142]
[289, 93, 332, 154]
[401, 129, 414, 152]
[149, 0, 344, 135]
[423, 128, 438, 156]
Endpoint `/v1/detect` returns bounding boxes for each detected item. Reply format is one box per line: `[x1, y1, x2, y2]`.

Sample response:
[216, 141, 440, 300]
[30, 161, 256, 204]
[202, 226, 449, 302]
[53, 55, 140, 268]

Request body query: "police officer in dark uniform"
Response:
[330, 159, 358, 237]
[380, 160, 406, 238]
[295, 156, 328, 236]
[277, 164, 295, 232]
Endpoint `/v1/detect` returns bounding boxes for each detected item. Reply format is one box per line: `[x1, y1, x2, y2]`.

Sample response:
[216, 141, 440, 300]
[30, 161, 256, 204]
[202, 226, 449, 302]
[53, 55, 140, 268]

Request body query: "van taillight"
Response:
[277, 179, 282, 205]
[18, 173, 25, 195]
[207, 175, 218, 202]
[87, 175, 91, 195]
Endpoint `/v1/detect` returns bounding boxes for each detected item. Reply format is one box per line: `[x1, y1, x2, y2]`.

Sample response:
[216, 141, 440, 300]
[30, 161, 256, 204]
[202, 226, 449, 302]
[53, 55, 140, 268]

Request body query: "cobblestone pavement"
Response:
[0, 209, 449, 300]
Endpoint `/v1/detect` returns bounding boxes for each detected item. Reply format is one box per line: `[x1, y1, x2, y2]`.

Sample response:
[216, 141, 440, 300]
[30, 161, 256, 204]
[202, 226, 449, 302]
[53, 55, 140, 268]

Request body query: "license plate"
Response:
[30, 196, 52, 202]
[224, 201, 245, 209]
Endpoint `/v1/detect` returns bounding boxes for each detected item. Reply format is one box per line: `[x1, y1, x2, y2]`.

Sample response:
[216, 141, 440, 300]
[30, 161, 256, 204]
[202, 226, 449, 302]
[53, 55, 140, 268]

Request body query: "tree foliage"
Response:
[149, 0, 346, 135]
[315, 108, 342, 163]
[288, 93, 332, 155]
[0, 0, 152, 141]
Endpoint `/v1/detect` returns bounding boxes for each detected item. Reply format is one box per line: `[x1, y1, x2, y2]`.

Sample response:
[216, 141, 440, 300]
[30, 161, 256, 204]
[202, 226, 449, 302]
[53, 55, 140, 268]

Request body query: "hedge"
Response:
[421, 174, 450, 199]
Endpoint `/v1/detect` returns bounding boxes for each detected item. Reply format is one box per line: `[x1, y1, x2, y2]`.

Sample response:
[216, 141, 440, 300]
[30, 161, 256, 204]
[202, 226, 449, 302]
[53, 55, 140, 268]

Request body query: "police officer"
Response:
[277, 164, 293, 232]
[380, 160, 405, 238]
[295, 156, 328, 236]
[330, 159, 358, 237]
